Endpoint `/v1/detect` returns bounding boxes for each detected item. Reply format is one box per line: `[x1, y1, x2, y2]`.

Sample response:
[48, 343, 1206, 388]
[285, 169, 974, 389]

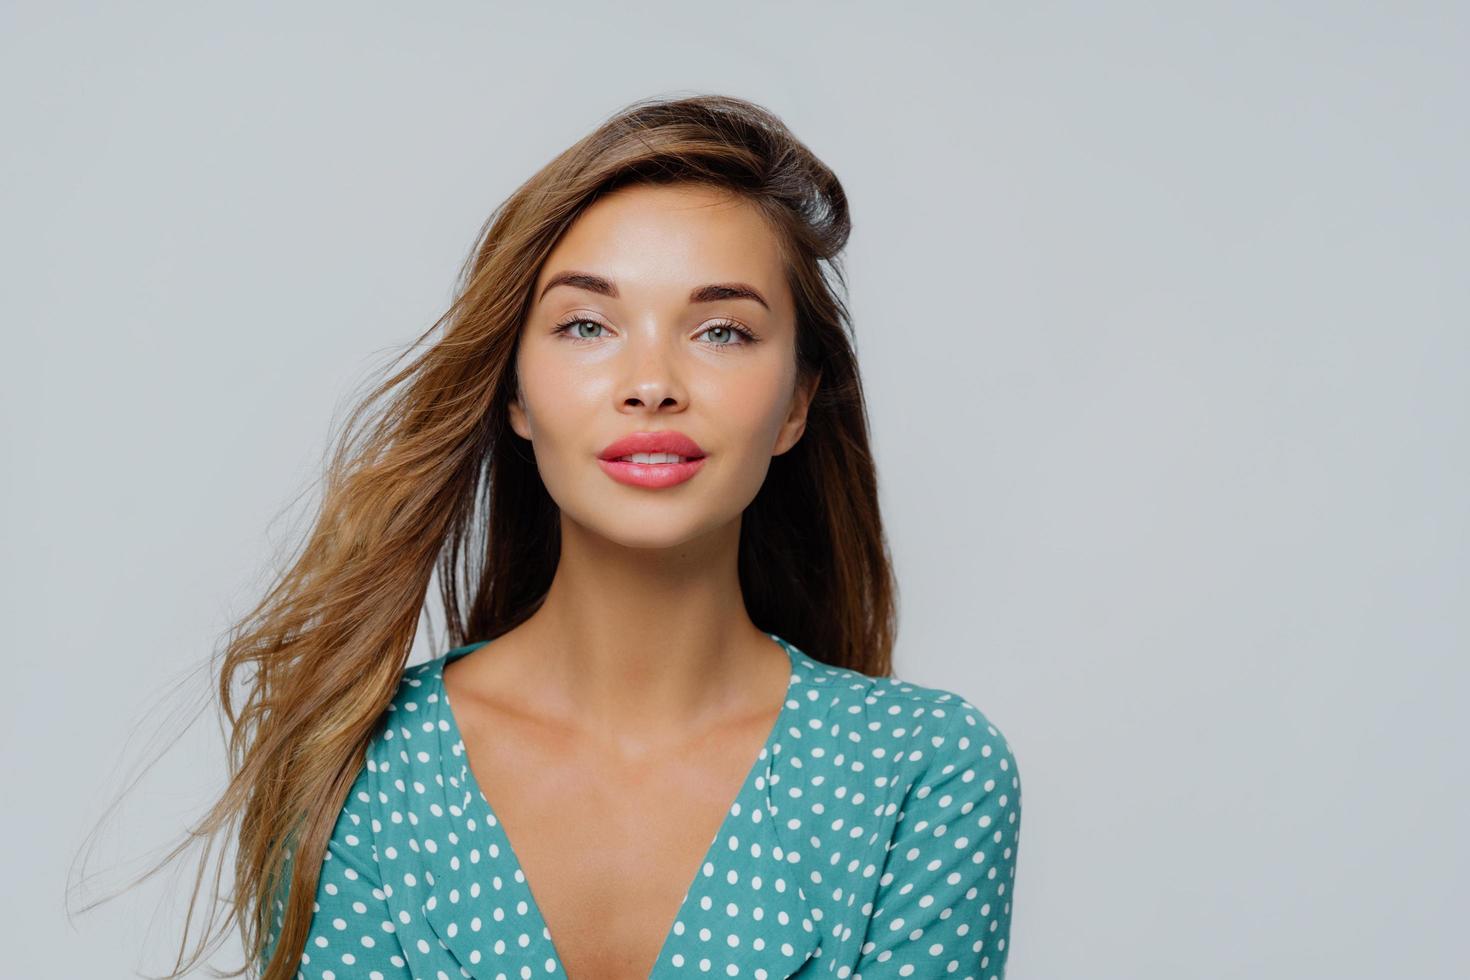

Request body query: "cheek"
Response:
[705, 370, 792, 457]
[516, 351, 604, 435]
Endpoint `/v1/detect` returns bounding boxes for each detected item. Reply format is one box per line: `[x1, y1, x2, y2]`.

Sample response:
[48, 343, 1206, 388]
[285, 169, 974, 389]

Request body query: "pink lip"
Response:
[596, 430, 708, 489]
[597, 430, 706, 460]
[597, 455, 707, 488]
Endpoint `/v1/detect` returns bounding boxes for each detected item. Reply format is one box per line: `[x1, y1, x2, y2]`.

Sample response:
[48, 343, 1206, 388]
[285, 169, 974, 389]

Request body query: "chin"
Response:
[567, 507, 731, 552]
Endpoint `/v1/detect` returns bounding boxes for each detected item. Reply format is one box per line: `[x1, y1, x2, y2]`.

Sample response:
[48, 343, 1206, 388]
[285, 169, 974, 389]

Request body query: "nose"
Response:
[621, 376, 684, 412]
[618, 326, 687, 412]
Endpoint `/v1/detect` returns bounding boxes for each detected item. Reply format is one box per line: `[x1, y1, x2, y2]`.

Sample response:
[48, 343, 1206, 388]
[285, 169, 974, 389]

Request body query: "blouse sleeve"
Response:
[260, 762, 412, 980]
[855, 705, 1022, 980]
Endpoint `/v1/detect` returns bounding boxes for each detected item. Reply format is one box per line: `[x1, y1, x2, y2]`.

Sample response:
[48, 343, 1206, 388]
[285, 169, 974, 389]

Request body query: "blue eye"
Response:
[696, 320, 758, 347]
[554, 318, 609, 341]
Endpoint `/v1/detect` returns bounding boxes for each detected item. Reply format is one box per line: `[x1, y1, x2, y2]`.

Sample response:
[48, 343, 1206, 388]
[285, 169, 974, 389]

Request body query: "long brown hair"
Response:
[71, 92, 898, 979]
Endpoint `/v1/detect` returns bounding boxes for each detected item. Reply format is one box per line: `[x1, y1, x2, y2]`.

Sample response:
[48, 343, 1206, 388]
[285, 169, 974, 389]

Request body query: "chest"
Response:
[455, 705, 778, 980]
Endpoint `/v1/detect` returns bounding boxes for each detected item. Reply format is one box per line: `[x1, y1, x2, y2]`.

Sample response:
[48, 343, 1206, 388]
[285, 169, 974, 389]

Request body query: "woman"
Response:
[230, 94, 1020, 979]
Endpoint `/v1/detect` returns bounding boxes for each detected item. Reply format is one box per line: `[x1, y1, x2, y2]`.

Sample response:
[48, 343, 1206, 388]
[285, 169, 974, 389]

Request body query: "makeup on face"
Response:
[511, 184, 802, 523]
[596, 429, 708, 488]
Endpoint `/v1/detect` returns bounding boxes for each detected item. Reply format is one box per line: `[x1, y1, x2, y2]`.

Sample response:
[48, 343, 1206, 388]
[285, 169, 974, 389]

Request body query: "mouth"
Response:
[596, 453, 707, 488]
[597, 429, 707, 464]
[608, 452, 702, 465]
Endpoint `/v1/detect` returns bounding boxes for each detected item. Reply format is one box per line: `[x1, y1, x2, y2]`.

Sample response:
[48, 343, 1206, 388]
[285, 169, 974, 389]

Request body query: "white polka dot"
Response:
[268, 634, 1019, 980]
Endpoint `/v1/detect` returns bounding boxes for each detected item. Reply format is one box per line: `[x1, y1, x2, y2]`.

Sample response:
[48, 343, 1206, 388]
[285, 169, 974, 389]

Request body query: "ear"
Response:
[773, 368, 821, 456]
[507, 379, 531, 441]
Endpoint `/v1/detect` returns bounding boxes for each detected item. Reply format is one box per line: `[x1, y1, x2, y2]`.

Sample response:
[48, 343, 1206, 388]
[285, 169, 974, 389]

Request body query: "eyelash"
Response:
[552, 316, 758, 350]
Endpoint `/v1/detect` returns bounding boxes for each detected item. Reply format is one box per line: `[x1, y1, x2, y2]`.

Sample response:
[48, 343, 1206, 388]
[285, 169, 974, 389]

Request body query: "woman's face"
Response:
[510, 181, 818, 549]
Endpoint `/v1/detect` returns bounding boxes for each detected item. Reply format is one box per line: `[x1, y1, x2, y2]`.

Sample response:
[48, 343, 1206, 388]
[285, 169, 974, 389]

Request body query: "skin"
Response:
[441, 181, 821, 977]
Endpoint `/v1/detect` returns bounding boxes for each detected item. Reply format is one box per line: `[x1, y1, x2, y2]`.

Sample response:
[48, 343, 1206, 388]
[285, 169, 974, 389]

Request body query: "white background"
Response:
[3, 2, 1466, 977]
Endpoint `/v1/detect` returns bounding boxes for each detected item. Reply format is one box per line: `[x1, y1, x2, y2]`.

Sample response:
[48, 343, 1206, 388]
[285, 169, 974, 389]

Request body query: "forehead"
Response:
[535, 183, 787, 301]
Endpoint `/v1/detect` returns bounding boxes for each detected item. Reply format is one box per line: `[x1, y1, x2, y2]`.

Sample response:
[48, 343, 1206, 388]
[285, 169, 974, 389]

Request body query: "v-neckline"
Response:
[435, 631, 800, 978]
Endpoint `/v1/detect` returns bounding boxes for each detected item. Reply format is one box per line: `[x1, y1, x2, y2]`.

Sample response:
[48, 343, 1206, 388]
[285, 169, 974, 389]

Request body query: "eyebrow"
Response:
[537, 270, 771, 312]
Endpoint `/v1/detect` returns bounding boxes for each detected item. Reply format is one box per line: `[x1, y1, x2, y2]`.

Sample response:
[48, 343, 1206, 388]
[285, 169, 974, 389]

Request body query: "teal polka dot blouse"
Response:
[261, 632, 1021, 979]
